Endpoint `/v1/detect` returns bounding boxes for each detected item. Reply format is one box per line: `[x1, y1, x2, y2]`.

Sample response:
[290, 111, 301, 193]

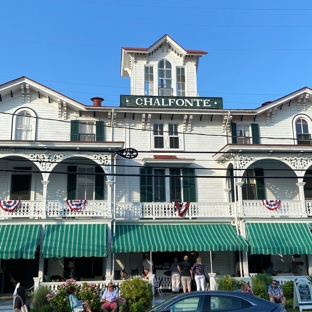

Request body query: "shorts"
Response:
[181, 276, 191, 287]
[274, 298, 281, 304]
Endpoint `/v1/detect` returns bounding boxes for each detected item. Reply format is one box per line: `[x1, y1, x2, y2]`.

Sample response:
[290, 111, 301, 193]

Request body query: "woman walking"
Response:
[191, 257, 206, 291]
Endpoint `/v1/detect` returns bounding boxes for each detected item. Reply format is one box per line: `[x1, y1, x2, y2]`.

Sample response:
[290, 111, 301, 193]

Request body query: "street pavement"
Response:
[0, 294, 13, 312]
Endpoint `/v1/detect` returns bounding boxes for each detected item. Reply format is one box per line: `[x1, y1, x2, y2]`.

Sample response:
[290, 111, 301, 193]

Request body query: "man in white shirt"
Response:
[142, 254, 154, 272]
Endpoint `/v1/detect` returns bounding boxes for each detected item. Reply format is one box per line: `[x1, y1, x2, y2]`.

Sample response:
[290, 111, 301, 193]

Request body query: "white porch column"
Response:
[235, 182, 244, 217]
[296, 181, 307, 217]
[106, 222, 113, 280]
[33, 277, 41, 292]
[208, 273, 217, 290]
[41, 180, 49, 219]
[38, 225, 45, 282]
[308, 255, 312, 276]
[239, 220, 249, 277]
[106, 180, 113, 217]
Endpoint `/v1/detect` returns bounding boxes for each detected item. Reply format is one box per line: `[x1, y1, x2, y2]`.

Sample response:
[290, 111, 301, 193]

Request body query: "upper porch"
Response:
[0, 199, 311, 220]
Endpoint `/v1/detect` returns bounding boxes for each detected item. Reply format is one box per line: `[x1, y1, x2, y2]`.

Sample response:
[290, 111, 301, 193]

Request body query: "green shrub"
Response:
[129, 302, 145, 312]
[31, 286, 50, 311]
[282, 280, 294, 308]
[216, 275, 238, 291]
[37, 305, 53, 312]
[250, 274, 272, 299]
[119, 277, 153, 312]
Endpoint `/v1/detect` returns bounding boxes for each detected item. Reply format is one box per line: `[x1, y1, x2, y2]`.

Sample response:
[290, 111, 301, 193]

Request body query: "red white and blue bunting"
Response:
[66, 200, 87, 211]
[262, 199, 281, 210]
[173, 202, 190, 217]
[0, 200, 21, 212]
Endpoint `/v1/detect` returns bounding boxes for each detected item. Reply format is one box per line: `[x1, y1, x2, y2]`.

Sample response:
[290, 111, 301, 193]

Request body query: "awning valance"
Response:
[42, 224, 107, 258]
[0, 224, 41, 259]
[112, 224, 248, 253]
[246, 223, 312, 255]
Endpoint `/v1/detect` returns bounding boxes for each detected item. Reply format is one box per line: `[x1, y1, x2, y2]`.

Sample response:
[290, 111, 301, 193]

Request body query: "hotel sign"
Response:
[120, 95, 223, 109]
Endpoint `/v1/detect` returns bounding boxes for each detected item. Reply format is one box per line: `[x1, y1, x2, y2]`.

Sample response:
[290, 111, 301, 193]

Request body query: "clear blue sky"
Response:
[1, 0, 312, 109]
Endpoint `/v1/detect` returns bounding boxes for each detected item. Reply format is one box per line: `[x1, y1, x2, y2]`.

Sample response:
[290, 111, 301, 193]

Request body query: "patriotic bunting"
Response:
[0, 200, 21, 212]
[262, 199, 281, 210]
[66, 200, 87, 211]
[173, 202, 190, 217]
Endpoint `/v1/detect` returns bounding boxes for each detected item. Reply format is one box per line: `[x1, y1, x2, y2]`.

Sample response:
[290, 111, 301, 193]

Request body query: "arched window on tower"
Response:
[158, 60, 172, 96]
[296, 118, 311, 145]
[13, 109, 36, 140]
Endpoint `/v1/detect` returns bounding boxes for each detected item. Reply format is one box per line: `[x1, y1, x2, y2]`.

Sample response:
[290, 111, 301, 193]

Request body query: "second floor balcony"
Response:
[0, 199, 311, 220]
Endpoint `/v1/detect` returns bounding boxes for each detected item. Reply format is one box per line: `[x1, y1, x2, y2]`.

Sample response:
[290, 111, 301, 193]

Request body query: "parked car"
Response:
[148, 291, 285, 312]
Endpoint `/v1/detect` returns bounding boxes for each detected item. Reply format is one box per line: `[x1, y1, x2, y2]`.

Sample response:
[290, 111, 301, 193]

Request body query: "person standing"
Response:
[142, 253, 154, 273]
[178, 255, 192, 293]
[191, 257, 206, 291]
[170, 257, 180, 293]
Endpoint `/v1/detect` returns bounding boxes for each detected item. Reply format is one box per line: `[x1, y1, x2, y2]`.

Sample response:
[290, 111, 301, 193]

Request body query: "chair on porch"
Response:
[155, 278, 163, 297]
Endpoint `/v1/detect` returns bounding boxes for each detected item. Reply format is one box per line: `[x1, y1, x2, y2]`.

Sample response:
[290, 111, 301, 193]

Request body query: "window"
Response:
[231, 123, 260, 144]
[145, 66, 154, 95]
[242, 168, 265, 200]
[13, 109, 36, 140]
[304, 170, 312, 199]
[153, 123, 180, 149]
[210, 295, 251, 310]
[296, 118, 311, 144]
[236, 125, 250, 144]
[70, 120, 104, 141]
[158, 60, 172, 96]
[140, 167, 196, 202]
[67, 166, 104, 200]
[176, 67, 185, 96]
[77, 167, 95, 199]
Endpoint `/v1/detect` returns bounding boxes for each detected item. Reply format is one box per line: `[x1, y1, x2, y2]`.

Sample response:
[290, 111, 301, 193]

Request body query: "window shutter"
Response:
[95, 166, 104, 200]
[70, 120, 79, 141]
[231, 122, 237, 143]
[251, 123, 260, 144]
[229, 167, 235, 202]
[67, 166, 77, 200]
[182, 168, 196, 202]
[255, 168, 265, 200]
[96, 121, 104, 141]
[140, 167, 153, 202]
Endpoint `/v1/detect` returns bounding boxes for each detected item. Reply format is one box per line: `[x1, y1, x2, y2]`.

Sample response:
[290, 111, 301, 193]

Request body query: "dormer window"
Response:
[176, 67, 185, 96]
[158, 60, 172, 96]
[12, 108, 36, 140]
[296, 118, 311, 145]
[145, 66, 154, 95]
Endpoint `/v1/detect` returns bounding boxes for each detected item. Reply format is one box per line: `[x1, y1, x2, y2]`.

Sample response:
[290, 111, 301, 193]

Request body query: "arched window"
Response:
[296, 118, 311, 144]
[13, 109, 36, 140]
[158, 60, 172, 96]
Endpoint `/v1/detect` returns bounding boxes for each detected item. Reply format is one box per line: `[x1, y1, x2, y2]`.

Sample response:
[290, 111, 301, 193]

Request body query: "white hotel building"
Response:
[0, 34, 312, 292]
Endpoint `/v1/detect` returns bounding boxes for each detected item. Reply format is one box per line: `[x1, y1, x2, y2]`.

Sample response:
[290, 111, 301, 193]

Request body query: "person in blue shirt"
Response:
[67, 286, 91, 312]
[266, 263, 279, 276]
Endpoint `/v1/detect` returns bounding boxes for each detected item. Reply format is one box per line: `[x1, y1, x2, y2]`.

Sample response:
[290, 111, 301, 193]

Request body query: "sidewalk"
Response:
[0, 294, 13, 312]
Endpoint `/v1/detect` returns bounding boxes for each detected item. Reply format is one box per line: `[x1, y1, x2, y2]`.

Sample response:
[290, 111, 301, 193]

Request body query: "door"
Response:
[11, 175, 31, 200]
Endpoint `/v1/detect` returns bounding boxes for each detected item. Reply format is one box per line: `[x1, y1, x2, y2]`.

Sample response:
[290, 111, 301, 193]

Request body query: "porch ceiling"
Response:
[0, 224, 41, 259]
[42, 224, 107, 258]
[112, 224, 248, 253]
[246, 223, 312, 255]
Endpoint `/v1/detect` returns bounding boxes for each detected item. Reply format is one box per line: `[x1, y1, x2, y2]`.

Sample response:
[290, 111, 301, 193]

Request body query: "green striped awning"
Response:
[42, 224, 107, 258]
[246, 223, 312, 255]
[0, 224, 41, 259]
[112, 224, 248, 253]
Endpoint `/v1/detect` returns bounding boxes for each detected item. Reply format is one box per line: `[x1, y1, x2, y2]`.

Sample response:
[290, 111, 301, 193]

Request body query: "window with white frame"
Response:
[236, 125, 251, 144]
[158, 60, 172, 96]
[79, 121, 96, 141]
[144, 66, 154, 95]
[176, 67, 185, 96]
[153, 123, 180, 149]
[77, 167, 95, 199]
[14, 109, 36, 140]
[296, 118, 311, 144]
[140, 167, 196, 202]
